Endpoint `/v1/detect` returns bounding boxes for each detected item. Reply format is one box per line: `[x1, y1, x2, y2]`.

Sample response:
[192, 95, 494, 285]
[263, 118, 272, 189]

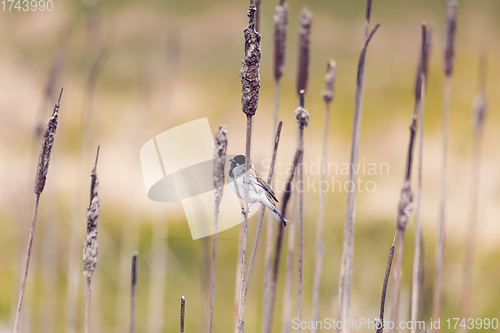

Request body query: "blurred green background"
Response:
[1, 0, 500, 332]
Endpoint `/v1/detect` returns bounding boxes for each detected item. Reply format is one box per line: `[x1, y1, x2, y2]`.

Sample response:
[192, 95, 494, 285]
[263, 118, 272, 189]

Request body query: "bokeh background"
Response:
[1, 0, 500, 332]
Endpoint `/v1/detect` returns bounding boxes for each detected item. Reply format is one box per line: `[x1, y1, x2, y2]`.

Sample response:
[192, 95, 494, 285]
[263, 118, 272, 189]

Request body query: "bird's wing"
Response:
[250, 168, 278, 203]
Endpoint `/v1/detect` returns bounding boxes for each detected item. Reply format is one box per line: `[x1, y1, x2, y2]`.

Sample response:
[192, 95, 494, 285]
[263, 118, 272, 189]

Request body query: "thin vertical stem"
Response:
[264, 86, 282, 331]
[411, 76, 426, 333]
[244, 122, 283, 301]
[13, 194, 40, 333]
[376, 234, 396, 333]
[236, 115, 252, 333]
[297, 126, 304, 333]
[459, 53, 487, 328]
[266, 149, 302, 333]
[338, 17, 380, 333]
[433, 76, 451, 331]
[282, 190, 298, 333]
[85, 276, 92, 333]
[312, 60, 335, 331]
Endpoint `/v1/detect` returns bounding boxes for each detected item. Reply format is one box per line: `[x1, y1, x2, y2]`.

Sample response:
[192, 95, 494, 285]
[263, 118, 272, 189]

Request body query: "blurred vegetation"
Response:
[1, 0, 500, 332]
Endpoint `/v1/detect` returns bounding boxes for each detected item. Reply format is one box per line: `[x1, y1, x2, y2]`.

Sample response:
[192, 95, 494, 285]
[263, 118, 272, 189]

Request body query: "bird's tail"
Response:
[269, 205, 289, 227]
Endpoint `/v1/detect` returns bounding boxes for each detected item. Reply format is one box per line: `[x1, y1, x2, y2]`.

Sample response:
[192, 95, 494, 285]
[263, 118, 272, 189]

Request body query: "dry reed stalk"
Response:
[296, 90, 310, 333]
[375, 233, 396, 333]
[411, 26, 432, 333]
[296, 9, 312, 329]
[181, 296, 186, 333]
[390, 25, 429, 331]
[266, 149, 302, 333]
[272, 1, 289, 131]
[13, 88, 63, 333]
[458, 53, 487, 331]
[263, 3, 288, 328]
[243, 122, 282, 302]
[337, 1, 379, 330]
[66, 47, 107, 333]
[312, 60, 336, 333]
[236, 1, 261, 332]
[282, 185, 298, 333]
[83, 146, 101, 333]
[130, 252, 138, 333]
[433, 2, 457, 330]
[209, 126, 228, 333]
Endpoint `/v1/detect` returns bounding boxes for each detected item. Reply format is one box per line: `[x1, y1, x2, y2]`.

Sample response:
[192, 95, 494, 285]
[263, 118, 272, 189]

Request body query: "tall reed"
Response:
[337, 1, 379, 330]
[458, 52, 487, 330]
[236, 1, 261, 331]
[263, 3, 288, 329]
[389, 25, 428, 331]
[66, 48, 107, 333]
[266, 149, 302, 333]
[243, 122, 282, 303]
[13, 88, 63, 333]
[209, 126, 228, 333]
[312, 60, 336, 333]
[83, 146, 100, 333]
[282, 187, 298, 333]
[296, 9, 312, 331]
[411, 26, 432, 333]
[375, 233, 396, 333]
[433, 1, 457, 329]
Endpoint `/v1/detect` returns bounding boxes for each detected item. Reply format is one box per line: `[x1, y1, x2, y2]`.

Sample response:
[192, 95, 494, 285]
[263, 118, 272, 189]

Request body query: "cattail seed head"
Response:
[35, 88, 63, 194]
[213, 125, 227, 190]
[240, 4, 261, 117]
[295, 107, 310, 129]
[83, 146, 100, 278]
[421, 28, 432, 80]
[322, 60, 336, 103]
[273, 3, 289, 81]
[397, 181, 414, 231]
[296, 7, 313, 95]
[444, 0, 457, 76]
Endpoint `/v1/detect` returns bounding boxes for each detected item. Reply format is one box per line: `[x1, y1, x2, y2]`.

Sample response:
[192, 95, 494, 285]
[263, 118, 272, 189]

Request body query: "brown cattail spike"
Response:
[35, 88, 63, 194]
[213, 126, 227, 189]
[180, 296, 186, 333]
[397, 181, 414, 231]
[322, 60, 336, 103]
[240, 3, 261, 117]
[444, 0, 457, 76]
[273, 3, 289, 81]
[297, 7, 313, 95]
[83, 146, 100, 278]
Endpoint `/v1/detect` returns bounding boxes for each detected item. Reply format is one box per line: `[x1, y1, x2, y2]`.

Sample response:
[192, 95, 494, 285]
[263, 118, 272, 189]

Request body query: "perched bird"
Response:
[228, 155, 288, 226]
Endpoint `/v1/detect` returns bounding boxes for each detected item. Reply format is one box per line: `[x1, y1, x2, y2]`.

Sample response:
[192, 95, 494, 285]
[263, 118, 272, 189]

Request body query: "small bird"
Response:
[228, 155, 288, 226]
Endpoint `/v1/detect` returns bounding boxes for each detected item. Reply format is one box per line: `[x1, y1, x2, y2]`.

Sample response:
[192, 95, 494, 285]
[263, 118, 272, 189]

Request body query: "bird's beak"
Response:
[229, 158, 234, 163]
